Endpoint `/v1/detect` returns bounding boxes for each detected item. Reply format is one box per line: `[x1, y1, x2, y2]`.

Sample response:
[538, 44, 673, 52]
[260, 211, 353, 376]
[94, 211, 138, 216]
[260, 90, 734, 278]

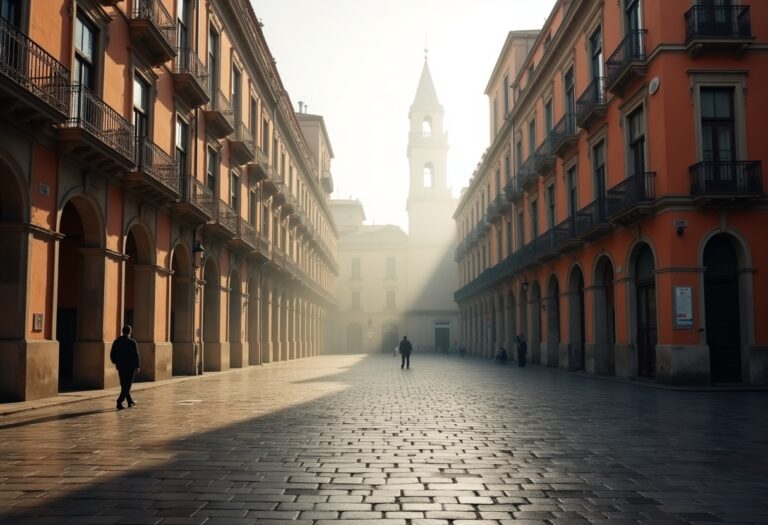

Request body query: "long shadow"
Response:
[1, 353, 766, 523]
[0, 408, 115, 430]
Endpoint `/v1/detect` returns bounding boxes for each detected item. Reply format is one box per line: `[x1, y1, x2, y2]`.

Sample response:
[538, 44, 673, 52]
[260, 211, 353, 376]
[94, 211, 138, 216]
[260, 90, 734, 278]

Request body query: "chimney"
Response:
[298, 101, 304, 113]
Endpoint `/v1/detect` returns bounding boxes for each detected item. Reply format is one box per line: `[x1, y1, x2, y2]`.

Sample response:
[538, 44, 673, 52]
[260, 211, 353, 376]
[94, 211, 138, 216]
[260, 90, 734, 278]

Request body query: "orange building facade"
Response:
[0, 0, 338, 402]
[454, 0, 767, 385]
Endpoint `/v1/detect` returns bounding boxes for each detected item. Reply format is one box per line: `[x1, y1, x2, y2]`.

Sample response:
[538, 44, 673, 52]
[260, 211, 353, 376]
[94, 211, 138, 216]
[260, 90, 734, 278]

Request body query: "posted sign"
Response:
[674, 286, 693, 328]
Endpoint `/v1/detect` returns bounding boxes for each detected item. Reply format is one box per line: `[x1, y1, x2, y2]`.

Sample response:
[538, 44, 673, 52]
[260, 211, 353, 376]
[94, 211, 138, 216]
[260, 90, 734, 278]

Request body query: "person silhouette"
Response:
[398, 335, 413, 369]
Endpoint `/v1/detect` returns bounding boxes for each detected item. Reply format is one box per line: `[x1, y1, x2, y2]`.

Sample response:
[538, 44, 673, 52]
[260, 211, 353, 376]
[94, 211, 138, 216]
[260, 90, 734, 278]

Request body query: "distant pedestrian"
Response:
[495, 345, 508, 364]
[516, 334, 527, 367]
[459, 345, 466, 358]
[110, 325, 140, 410]
[393, 344, 398, 357]
[399, 336, 413, 369]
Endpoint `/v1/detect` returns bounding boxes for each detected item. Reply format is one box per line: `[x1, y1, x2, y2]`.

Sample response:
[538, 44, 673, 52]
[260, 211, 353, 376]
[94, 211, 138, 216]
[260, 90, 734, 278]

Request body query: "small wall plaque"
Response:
[33, 313, 44, 332]
[39, 183, 50, 196]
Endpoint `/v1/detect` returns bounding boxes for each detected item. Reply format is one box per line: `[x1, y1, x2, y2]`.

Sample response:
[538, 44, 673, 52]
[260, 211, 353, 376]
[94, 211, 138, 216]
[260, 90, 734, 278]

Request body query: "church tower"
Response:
[404, 54, 459, 353]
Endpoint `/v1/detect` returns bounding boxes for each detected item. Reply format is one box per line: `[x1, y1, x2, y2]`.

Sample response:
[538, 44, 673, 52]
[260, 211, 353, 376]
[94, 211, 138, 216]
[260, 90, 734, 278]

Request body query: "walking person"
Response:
[516, 333, 528, 367]
[399, 335, 413, 369]
[110, 325, 140, 410]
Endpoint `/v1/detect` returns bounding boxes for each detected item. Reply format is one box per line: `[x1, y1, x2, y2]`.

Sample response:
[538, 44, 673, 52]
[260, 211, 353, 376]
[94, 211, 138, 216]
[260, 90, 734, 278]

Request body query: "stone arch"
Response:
[627, 240, 657, 379]
[701, 232, 751, 383]
[202, 255, 221, 371]
[228, 267, 244, 367]
[55, 194, 106, 390]
[545, 273, 561, 367]
[381, 322, 399, 353]
[567, 264, 586, 371]
[421, 115, 432, 136]
[530, 279, 542, 364]
[591, 254, 616, 375]
[170, 240, 195, 375]
[0, 149, 29, 222]
[123, 221, 155, 350]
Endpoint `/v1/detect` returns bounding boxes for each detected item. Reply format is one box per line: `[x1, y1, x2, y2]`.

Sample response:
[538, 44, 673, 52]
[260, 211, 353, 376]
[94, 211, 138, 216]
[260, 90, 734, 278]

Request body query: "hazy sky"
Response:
[252, 0, 556, 231]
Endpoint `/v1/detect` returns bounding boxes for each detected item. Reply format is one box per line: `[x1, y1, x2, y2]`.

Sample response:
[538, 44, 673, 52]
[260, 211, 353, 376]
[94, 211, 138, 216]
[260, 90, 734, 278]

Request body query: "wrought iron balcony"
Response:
[172, 48, 209, 108]
[485, 194, 504, 222]
[606, 172, 656, 225]
[518, 155, 538, 190]
[203, 198, 237, 240]
[574, 197, 611, 241]
[576, 77, 607, 128]
[690, 161, 763, 200]
[605, 30, 647, 95]
[533, 137, 556, 175]
[129, 0, 176, 66]
[203, 89, 234, 139]
[229, 217, 257, 252]
[550, 113, 578, 157]
[59, 84, 135, 170]
[247, 148, 271, 185]
[125, 137, 180, 202]
[252, 232, 271, 263]
[554, 216, 580, 253]
[504, 176, 523, 202]
[0, 18, 70, 124]
[685, 5, 753, 56]
[321, 168, 334, 193]
[228, 123, 255, 165]
[173, 176, 213, 225]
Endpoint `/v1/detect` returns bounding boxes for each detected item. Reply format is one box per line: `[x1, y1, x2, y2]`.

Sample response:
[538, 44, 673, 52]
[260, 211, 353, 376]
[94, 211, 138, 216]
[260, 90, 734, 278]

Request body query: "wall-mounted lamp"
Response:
[193, 241, 206, 269]
[674, 219, 688, 237]
[522, 278, 529, 293]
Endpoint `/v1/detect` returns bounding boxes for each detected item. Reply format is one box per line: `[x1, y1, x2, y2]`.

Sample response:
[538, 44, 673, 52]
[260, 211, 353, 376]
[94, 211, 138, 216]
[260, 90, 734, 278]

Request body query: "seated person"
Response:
[495, 345, 508, 364]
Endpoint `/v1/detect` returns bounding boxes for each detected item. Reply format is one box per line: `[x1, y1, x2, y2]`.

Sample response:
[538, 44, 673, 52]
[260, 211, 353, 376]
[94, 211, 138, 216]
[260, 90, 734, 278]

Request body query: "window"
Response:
[567, 165, 578, 217]
[351, 290, 361, 310]
[530, 199, 539, 238]
[590, 26, 604, 81]
[497, 226, 502, 261]
[700, 87, 735, 164]
[516, 210, 525, 248]
[351, 257, 361, 280]
[422, 116, 432, 136]
[506, 219, 512, 257]
[544, 99, 553, 135]
[175, 118, 189, 177]
[249, 190, 257, 225]
[627, 106, 646, 176]
[504, 153, 511, 181]
[208, 27, 219, 94]
[423, 164, 433, 188]
[250, 96, 257, 142]
[492, 97, 498, 135]
[495, 168, 501, 193]
[385, 257, 396, 279]
[177, 0, 190, 50]
[0, 0, 21, 26]
[528, 119, 536, 156]
[502, 73, 510, 114]
[75, 13, 97, 90]
[386, 290, 396, 310]
[232, 66, 241, 124]
[262, 117, 269, 155]
[547, 185, 555, 228]
[593, 141, 606, 200]
[564, 67, 575, 115]
[230, 171, 240, 213]
[206, 146, 217, 192]
[262, 202, 270, 238]
[133, 75, 150, 138]
[515, 140, 522, 172]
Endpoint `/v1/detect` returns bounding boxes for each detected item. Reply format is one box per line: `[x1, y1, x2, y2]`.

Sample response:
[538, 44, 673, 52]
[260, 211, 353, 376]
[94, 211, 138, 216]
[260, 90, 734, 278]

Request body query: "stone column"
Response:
[261, 283, 274, 363]
[171, 275, 196, 376]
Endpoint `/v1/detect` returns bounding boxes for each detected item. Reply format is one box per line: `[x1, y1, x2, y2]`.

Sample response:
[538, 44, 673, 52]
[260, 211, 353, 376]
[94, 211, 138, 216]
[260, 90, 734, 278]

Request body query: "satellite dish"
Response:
[649, 76, 660, 95]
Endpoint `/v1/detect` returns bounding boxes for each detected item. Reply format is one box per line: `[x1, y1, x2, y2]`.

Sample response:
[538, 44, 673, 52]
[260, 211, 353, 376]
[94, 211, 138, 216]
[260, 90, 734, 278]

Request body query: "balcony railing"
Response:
[576, 77, 607, 128]
[550, 113, 577, 156]
[232, 217, 257, 251]
[61, 83, 135, 165]
[229, 123, 255, 165]
[606, 172, 656, 223]
[172, 47, 209, 107]
[605, 30, 647, 93]
[504, 176, 523, 202]
[133, 136, 179, 193]
[685, 5, 752, 41]
[533, 137, 555, 174]
[172, 176, 213, 224]
[207, 198, 237, 238]
[204, 89, 234, 138]
[0, 17, 70, 120]
[690, 161, 763, 196]
[574, 198, 610, 240]
[130, 0, 176, 65]
[518, 155, 538, 190]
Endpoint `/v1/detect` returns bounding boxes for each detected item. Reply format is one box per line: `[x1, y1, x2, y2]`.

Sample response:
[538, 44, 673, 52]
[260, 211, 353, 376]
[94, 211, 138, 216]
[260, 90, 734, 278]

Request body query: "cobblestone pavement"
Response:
[1, 354, 767, 525]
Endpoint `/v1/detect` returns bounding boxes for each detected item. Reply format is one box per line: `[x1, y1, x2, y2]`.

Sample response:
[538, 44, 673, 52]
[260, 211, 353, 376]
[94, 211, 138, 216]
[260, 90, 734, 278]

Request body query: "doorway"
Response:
[635, 244, 657, 378]
[434, 322, 450, 354]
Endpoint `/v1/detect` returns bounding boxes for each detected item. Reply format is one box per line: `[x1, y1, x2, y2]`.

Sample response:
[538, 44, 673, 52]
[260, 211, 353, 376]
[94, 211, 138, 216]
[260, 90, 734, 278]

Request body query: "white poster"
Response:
[674, 286, 693, 328]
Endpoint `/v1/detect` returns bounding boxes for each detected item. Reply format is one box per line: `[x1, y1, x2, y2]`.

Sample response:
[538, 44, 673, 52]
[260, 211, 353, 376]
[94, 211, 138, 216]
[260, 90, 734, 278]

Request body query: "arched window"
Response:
[423, 163, 433, 188]
[422, 116, 432, 136]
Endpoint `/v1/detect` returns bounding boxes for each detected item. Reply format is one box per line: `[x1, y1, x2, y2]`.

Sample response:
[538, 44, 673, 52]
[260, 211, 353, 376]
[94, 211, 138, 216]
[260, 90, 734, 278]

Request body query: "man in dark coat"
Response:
[399, 336, 413, 369]
[110, 325, 140, 410]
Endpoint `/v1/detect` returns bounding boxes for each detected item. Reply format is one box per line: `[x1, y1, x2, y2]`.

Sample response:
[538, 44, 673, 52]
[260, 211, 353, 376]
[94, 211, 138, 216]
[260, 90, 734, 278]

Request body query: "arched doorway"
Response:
[381, 323, 399, 353]
[124, 224, 155, 380]
[202, 257, 220, 371]
[530, 280, 542, 365]
[592, 256, 616, 375]
[546, 275, 560, 367]
[568, 266, 586, 371]
[506, 291, 516, 350]
[228, 269, 243, 367]
[56, 197, 104, 390]
[346, 323, 363, 353]
[704, 234, 741, 383]
[634, 244, 657, 378]
[170, 244, 195, 375]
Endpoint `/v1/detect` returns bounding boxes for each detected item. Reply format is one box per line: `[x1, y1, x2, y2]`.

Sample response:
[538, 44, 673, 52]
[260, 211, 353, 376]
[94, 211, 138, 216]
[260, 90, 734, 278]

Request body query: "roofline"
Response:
[484, 30, 541, 95]
[297, 113, 335, 158]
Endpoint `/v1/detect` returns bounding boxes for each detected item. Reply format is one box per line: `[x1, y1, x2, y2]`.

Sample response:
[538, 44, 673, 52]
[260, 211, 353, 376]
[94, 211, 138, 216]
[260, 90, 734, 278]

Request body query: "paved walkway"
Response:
[0, 354, 767, 524]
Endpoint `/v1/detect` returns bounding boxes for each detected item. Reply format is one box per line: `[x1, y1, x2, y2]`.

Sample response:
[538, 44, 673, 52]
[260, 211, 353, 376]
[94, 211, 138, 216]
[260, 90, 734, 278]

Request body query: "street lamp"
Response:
[193, 241, 205, 269]
[522, 277, 529, 293]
